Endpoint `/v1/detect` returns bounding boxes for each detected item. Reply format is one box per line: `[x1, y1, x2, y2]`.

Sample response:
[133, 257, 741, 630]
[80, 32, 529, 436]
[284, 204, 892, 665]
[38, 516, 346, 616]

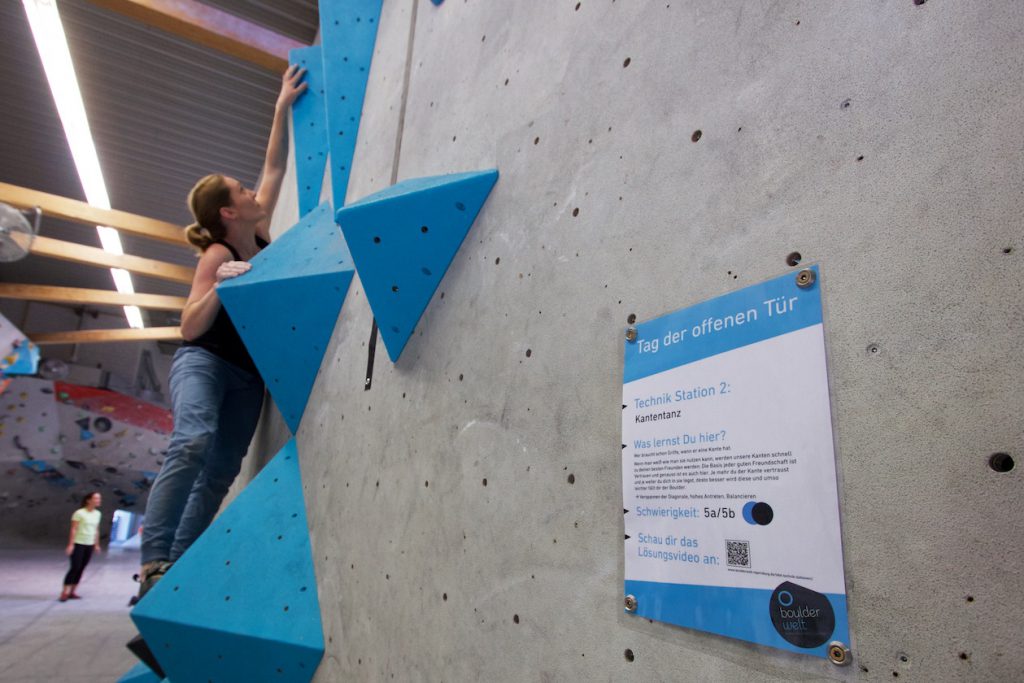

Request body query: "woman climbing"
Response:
[137, 65, 307, 598]
[60, 491, 102, 601]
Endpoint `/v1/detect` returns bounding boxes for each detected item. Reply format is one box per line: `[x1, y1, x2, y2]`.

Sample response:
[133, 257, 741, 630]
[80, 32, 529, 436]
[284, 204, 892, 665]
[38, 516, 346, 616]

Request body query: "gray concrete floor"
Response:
[0, 547, 142, 683]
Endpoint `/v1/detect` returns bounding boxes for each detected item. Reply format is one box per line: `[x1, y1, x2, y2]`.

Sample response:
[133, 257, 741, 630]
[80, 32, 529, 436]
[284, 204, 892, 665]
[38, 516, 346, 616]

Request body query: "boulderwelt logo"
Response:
[769, 581, 835, 648]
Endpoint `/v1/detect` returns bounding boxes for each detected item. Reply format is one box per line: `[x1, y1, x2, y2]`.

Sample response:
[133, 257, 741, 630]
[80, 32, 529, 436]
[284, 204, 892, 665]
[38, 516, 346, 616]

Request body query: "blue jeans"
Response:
[141, 346, 264, 564]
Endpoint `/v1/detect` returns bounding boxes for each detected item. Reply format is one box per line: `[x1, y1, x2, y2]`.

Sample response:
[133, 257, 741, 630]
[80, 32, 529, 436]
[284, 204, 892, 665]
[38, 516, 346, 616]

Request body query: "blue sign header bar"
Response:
[624, 267, 823, 383]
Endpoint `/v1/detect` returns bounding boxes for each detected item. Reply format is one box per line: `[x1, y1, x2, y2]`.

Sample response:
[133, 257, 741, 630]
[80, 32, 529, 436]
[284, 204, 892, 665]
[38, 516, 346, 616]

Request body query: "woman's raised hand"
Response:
[277, 64, 308, 109]
[214, 260, 252, 284]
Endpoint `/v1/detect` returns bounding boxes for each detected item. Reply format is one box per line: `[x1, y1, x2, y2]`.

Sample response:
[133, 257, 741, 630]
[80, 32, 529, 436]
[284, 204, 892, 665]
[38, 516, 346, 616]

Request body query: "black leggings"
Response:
[63, 544, 94, 586]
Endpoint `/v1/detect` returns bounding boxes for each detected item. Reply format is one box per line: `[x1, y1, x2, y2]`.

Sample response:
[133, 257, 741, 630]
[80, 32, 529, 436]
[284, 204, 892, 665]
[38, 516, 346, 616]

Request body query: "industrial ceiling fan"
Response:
[0, 202, 40, 262]
[38, 357, 69, 380]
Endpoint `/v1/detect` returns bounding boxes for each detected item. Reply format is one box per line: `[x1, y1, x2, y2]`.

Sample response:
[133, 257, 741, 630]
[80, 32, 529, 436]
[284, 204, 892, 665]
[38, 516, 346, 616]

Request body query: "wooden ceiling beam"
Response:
[86, 0, 306, 73]
[30, 235, 195, 285]
[31, 327, 183, 345]
[0, 182, 187, 247]
[0, 283, 187, 312]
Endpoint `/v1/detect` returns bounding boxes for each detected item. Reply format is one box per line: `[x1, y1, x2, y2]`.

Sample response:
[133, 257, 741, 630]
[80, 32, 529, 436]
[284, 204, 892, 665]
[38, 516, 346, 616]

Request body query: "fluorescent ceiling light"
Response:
[110, 268, 134, 294]
[22, 0, 108, 208]
[97, 226, 124, 255]
[124, 306, 144, 330]
[23, 0, 143, 328]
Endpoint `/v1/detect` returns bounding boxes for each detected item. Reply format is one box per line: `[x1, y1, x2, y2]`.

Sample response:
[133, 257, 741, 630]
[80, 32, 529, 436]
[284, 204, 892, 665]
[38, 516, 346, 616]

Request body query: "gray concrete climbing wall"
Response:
[253, 1, 1024, 680]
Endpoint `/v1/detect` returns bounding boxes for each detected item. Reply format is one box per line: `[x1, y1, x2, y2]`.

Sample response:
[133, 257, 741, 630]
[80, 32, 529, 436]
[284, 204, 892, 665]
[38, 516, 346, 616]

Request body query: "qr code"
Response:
[726, 540, 750, 568]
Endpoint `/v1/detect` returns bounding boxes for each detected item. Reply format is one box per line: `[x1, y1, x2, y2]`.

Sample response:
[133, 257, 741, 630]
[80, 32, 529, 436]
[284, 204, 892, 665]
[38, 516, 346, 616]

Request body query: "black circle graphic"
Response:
[751, 502, 774, 526]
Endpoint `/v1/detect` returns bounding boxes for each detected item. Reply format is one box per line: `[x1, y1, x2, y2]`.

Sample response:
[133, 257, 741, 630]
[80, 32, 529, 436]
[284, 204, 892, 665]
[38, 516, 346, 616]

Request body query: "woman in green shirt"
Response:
[60, 492, 102, 602]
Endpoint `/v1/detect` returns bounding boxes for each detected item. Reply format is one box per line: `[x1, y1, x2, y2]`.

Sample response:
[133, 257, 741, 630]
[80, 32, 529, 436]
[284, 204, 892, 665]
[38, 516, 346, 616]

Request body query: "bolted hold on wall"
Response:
[624, 594, 638, 612]
[626, 328, 638, 343]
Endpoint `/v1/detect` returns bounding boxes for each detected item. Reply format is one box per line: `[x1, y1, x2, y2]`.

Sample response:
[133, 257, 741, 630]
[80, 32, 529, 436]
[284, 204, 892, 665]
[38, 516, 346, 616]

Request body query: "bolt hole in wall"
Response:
[624, 649, 635, 662]
[786, 251, 802, 267]
[989, 452, 1014, 472]
[867, 343, 881, 355]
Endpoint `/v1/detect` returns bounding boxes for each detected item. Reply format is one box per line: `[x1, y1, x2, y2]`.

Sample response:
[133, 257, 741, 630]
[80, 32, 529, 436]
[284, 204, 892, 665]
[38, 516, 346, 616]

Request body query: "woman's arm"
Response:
[254, 65, 308, 242]
[179, 244, 251, 341]
[67, 520, 77, 555]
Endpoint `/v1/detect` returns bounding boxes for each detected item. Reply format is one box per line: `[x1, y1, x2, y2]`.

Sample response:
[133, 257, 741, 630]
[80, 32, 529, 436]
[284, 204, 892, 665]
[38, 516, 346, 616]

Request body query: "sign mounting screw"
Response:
[827, 641, 851, 666]
[796, 268, 816, 288]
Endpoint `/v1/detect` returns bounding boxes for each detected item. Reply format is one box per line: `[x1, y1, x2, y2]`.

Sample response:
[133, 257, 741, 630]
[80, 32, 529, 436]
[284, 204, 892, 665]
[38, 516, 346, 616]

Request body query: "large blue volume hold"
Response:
[319, 0, 382, 208]
[217, 202, 354, 433]
[131, 440, 324, 683]
[289, 45, 328, 218]
[336, 170, 499, 362]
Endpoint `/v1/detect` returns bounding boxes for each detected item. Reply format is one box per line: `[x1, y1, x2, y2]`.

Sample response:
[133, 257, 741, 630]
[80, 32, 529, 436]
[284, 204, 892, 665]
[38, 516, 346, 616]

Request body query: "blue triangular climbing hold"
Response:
[319, 0, 382, 208]
[130, 440, 324, 683]
[217, 202, 353, 433]
[336, 170, 499, 362]
[117, 662, 164, 683]
[2, 341, 39, 375]
[290, 45, 329, 218]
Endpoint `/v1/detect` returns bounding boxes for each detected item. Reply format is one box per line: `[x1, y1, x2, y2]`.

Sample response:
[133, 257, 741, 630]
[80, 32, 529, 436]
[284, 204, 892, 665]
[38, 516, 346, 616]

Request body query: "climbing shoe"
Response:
[135, 560, 173, 601]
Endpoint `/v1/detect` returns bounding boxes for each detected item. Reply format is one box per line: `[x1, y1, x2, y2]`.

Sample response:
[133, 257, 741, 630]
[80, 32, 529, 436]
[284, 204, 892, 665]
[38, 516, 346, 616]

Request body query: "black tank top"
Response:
[182, 237, 268, 376]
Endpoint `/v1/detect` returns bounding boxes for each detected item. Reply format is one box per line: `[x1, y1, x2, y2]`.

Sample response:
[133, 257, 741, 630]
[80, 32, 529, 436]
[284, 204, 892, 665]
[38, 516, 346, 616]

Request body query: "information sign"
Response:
[621, 267, 849, 658]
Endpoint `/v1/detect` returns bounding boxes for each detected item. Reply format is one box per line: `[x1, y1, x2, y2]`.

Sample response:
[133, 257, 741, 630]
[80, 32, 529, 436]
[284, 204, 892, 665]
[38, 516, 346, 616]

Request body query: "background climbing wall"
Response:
[0, 376, 170, 544]
[244, 1, 1023, 680]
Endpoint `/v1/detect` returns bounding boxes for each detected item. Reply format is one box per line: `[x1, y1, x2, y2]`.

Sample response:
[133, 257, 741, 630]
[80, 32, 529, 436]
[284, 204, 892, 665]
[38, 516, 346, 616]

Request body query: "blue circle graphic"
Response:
[778, 590, 794, 607]
[742, 501, 757, 525]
